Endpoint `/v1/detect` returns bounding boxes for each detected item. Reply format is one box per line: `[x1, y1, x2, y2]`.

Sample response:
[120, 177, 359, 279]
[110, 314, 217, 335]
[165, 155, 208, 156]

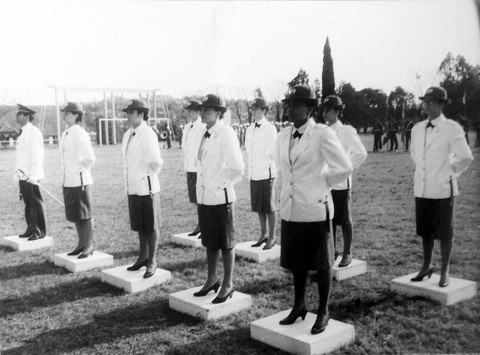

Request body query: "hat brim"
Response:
[201, 105, 226, 113]
[419, 96, 450, 103]
[282, 97, 318, 106]
[60, 109, 83, 113]
[122, 107, 149, 113]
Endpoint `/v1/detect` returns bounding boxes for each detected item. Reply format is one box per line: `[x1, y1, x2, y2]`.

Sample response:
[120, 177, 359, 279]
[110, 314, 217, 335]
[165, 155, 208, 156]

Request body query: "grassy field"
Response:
[1, 133, 479, 354]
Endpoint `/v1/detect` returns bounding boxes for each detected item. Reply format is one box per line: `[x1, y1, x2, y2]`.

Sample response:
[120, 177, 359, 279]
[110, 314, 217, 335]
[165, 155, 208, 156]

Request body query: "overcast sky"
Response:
[0, 0, 479, 105]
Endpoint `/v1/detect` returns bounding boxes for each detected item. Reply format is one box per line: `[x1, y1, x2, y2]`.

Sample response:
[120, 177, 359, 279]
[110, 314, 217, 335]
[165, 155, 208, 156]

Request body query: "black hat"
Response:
[17, 104, 36, 116]
[61, 102, 84, 114]
[122, 99, 149, 114]
[320, 95, 344, 110]
[200, 94, 227, 113]
[283, 85, 317, 106]
[250, 97, 269, 110]
[184, 100, 202, 111]
[419, 87, 449, 103]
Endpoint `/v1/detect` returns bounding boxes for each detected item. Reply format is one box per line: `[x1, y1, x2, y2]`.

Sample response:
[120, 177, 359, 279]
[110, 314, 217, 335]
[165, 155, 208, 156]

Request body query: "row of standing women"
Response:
[13, 84, 474, 336]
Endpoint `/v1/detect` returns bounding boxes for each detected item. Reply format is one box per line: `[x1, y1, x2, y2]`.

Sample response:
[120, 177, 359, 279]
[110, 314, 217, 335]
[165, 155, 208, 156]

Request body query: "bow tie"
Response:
[293, 130, 303, 139]
[426, 122, 435, 129]
[204, 131, 211, 138]
[255, 123, 261, 128]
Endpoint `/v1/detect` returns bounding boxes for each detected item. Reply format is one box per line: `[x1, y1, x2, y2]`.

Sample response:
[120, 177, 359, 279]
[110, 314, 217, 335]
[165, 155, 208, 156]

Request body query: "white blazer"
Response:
[329, 120, 367, 190]
[181, 117, 205, 172]
[411, 114, 473, 199]
[244, 118, 277, 181]
[276, 119, 353, 222]
[122, 121, 163, 196]
[60, 124, 95, 187]
[196, 120, 244, 205]
[14, 122, 45, 182]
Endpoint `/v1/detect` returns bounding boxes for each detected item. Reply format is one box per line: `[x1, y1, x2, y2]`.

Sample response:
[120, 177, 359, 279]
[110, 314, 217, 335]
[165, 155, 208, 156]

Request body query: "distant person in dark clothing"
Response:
[404, 118, 414, 151]
[373, 119, 383, 152]
[387, 120, 398, 151]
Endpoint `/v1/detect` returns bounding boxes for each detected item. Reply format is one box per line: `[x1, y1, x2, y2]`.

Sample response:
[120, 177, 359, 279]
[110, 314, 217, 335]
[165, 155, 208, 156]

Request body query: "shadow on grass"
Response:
[109, 249, 142, 260]
[0, 245, 17, 253]
[0, 278, 122, 318]
[0, 260, 69, 281]
[3, 299, 203, 355]
[161, 258, 205, 273]
[164, 327, 287, 355]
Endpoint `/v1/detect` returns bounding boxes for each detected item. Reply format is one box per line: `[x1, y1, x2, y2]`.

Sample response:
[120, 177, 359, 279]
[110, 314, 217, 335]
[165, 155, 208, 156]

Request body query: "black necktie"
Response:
[426, 122, 435, 129]
[204, 131, 211, 138]
[255, 123, 261, 128]
[190, 124, 193, 129]
[293, 130, 302, 139]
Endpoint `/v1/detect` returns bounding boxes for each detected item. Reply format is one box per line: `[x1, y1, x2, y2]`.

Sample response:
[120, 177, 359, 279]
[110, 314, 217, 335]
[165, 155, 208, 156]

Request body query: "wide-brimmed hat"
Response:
[184, 100, 202, 111]
[17, 104, 36, 116]
[61, 102, 84, 114]
[283, 85, 318, 106]
[319, 95, 344, 110]
[200, 94, 227, 113]
[250, 97, 268, 110]
[122, 99, 149, 113]
[419, 87, 450, 103]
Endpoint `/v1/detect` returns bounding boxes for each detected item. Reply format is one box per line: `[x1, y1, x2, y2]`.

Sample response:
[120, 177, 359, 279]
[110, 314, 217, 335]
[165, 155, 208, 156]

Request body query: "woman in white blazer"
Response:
[276, 85, 352, 334]
[410, 87, 473, 287]
[193, 94, 244, 304]
[244, 98, 278, 249]
[122, 100, 163, 279]
[60, 103, 96, 258]
[321, 95, 367, 267]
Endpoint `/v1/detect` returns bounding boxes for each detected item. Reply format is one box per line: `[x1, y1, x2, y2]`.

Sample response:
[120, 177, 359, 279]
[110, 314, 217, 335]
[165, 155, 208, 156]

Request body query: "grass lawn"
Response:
[1, 134, 479, 354]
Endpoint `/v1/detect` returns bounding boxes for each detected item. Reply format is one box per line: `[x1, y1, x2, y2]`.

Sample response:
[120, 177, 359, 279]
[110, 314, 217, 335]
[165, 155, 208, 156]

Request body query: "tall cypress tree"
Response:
[322, 37, 336, 100]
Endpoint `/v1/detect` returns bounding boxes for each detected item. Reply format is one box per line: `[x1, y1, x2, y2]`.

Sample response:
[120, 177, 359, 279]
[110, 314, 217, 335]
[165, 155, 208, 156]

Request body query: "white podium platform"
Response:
[391, 273, 477, 305]
[171, 233, 203, 248]
[169, 286, 252, 320]
[2, 235, 54, 251]
[235, 241, 280, 263]
[53, 251, 114, 273]
[332, 258, 367, 281]
[100, 265, 171, 293]
[251, 309, 355, 355]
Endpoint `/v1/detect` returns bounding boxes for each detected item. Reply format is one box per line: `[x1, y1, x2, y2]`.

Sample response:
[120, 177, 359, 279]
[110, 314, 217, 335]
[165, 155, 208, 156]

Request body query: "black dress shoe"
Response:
[439, 273, 450, 287]
[311, 313, 329, 334]
[338, 254, 352, 267]
[78, 248, 94, 259]
[18, 232, 31, 238]
[263, 238, 276, 250]
[67, 246, 84, 256]
[212, 289, 234, 304]
[411, 267, 435, 282]
[127, 259, 148, 271]
[279, 307, 308, 325]
[251, 238, 267, 247]
[188, 226, 201, 236]
[28, 234, 45, 241]
[143, 267, 157, 279]
[194, 280, 221, 297]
